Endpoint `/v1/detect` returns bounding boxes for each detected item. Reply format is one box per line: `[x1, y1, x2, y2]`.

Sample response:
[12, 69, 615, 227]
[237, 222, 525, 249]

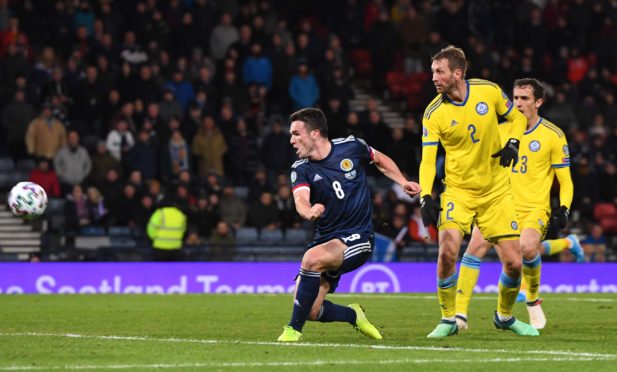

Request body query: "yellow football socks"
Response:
[456, 253, 481, 317]
[437, 273, 458, 319]
[497, 271, 521, 318]
[522, 254, 542, 303]
[542, 238, 570, 255]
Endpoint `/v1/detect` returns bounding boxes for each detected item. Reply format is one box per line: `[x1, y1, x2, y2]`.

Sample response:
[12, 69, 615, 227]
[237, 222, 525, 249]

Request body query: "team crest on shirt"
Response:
[529, 140, 541, 152]
[563, 145, 569, 156]
[476, 102, 488, 115]
[538, 219, 544, 227]
[291, 171, 297, 183]
[511, 221, 518, 230]
[340, 158, 354, 171]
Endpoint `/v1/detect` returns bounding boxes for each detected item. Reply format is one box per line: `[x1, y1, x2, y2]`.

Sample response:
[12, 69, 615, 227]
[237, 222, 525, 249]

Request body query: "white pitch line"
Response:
[330, 294, 617, 302]
[0, 356, 613, 370]
[1, 332, 615, 359]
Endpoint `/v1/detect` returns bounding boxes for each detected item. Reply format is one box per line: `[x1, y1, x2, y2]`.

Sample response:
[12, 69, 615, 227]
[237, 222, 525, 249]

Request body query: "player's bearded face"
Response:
[431, 59, 456, 94]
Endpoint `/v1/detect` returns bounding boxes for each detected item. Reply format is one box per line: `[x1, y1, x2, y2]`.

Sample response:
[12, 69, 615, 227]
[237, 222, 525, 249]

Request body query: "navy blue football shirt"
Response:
[291, 136, 374, 243]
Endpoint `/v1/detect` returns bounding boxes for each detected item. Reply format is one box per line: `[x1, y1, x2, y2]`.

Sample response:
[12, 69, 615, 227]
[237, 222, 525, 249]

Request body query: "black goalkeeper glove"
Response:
[420, 195, 441, 227]
[491, 138, 520, 167]
[552, 205, 569, 229]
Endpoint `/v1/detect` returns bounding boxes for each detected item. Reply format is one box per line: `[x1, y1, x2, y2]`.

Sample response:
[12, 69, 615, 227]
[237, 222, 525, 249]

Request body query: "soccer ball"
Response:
[8, 182, 48, 219]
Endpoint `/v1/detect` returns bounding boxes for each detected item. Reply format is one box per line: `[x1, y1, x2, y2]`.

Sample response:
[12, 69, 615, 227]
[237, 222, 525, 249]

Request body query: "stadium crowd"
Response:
[0, 0, 615, 261]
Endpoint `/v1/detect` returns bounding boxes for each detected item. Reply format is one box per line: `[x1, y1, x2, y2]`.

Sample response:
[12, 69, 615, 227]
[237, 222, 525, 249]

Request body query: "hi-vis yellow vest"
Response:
[147, 207, 187, 250]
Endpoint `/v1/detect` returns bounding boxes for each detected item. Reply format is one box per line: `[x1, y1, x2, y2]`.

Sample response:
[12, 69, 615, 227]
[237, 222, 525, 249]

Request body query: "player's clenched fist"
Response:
[307, 203, 325, 220]
[403, 181, 422, 196]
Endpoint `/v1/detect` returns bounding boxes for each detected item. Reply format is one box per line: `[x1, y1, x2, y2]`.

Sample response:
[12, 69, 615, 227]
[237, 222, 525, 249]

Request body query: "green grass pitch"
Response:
[1, 293, 616, 371]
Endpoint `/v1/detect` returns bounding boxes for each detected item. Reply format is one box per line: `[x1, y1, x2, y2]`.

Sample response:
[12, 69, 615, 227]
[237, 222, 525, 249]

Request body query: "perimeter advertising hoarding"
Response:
[0, 263, 615, 294]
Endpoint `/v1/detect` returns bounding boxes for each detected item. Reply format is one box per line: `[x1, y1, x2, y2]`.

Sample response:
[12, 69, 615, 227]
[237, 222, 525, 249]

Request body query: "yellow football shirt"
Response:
[421, 79, 525, 196]
[510, 117, 571, 212]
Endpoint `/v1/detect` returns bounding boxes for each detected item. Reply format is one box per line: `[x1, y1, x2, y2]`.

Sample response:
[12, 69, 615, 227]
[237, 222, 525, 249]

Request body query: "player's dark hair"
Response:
[432, 45, 467, 77]
[290, 107, 328, 138]
[514, 78, 546, 101]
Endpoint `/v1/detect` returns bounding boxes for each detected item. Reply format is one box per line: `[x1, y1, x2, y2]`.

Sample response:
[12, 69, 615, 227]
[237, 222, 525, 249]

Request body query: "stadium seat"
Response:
[109, 226, 132, 236]
[351, 49, 372, 77]
[46, 198, 65, 216]
[15, 159, 36, 172]
[594, 203, 617, 220]
[80, 226, 107, 236]
[48, 215, 65, 232]
[0, 173, 10, 190]
[0, 157, 14, 172]
[259, 229, 283, 241]
[236, 227, 259, 241]
[284, 228, 307, 241]
[234, 186, 249, 200]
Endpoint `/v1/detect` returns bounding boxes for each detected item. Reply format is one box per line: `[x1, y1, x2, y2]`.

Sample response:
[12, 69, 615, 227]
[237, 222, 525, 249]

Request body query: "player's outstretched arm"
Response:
[292, 187, 325, 221]
[371, 149, 421, 196]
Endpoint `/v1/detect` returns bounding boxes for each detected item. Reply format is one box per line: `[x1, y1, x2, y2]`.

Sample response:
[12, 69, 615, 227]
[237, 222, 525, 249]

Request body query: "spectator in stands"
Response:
[133, 194, 155, 236]
[99, 167, 123, 213]
[132, 65, 160, 107]
[204, 173, 223, 196]
[581, 224, 607, 262]
[161, 129, 190, 184]
[248, 167, 274, 202]
[243, 42, 273, 91]
[230, 24, 253, 62]
[111, 183, 139, 226]
[365, 110, 391, 152]
[220, 70, 249, 114]
[381, 211, 410, 261]
[260, 117, 293, 185]
[89, 141, 120, 185]
[25, 103, 67, 160]
[343, 111, 366, 138]
[192, 115, 227, 177]
[2, 89, 36, 162]
[208, 220, 236, 261]
[86, 186, 109, 227]
[106, 119, 135, 162]
[248, 191, 279, 231]
[120, 30, 148, 65]
[220, 185, 247, 230]
[227, 118, 259, 186]
[164, 69, 195, 111]
[147, 179, 164, 205]
[29, 157, 60, 198]
[72, 65, 105, 135]
[159, 89, 184, 124]
[147, 195, 187, 261]
[209, 12, 239, 61]
[189, 193, 220, 239]
[127, 170, 146, 197]
[385, 127, 416, 178]
[64, 184, 90, 234]
[126, 130, 158, 181]
[53, 130, 91, 195]
[274, 184, 299, 230]
[289, 58, 320, 110]
[367, 10, 398, 93]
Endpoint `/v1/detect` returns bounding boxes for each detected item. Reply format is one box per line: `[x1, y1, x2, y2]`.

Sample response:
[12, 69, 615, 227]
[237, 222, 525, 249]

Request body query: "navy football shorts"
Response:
[309, 232, 375, 293]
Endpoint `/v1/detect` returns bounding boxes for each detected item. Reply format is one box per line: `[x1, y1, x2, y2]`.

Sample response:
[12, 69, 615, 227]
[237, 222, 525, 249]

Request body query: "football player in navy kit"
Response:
[277, 108, 421, 342]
